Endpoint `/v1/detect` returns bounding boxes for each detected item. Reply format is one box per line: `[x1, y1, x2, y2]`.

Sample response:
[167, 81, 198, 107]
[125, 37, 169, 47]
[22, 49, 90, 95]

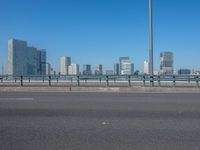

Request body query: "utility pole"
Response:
[149, 0, 154, 86]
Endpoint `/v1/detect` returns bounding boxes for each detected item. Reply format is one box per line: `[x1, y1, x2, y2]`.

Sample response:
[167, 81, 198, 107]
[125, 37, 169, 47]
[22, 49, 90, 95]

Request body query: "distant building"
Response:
[160, 51, 174, 75]
[45, 63, 51, 75]
[68, 64, 79, 75]
[114, 63, 119, 75]
[50, 68, 56, 76]
[83, 64, 92, 75]
[144, 61, 149, 75]
[37, 50, 46, 75]
[119, 57, 134, 75]
[95, 64, 103, 75]
[106, 70, 114, 75]
[8, 39, 46, 76]
[178, 69, 191, 75]
[60, 56, 71, 75]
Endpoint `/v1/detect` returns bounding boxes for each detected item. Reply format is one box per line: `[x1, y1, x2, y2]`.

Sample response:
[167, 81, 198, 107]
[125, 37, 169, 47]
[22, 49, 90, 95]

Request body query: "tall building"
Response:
[45, 63, 51, 75]
[8, 39, 46, 76]
[144, 61, 149, 75]
[83, 64, 92, 75]
[95, 64, 103, 75]
[37, 50, 46, 75]
[119, 57, 134, 75]
[114, 63, 119, 75]
[60, 56, 71, 75]
[68, 64, 79, 75]
[160, 51, 174, 75]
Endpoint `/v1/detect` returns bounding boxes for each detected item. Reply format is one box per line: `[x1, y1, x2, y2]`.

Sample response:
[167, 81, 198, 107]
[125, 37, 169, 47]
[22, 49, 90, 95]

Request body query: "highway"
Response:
[0, 92, 200, 150]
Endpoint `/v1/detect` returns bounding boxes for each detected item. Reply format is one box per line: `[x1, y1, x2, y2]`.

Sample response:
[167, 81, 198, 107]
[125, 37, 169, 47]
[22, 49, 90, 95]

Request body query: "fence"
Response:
[0, 75, 199, 88]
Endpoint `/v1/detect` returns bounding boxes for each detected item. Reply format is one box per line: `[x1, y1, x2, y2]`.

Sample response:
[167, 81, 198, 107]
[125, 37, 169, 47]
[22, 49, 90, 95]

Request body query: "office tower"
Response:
[114, 63, 119, 75]
[144, 61, 149, 75]
[37, 50, 46, 75]
[68, 64, 79, 75]
[95, 64, 103, 75]
[8, 39, 47, 76]
[45, 63, 51, 75]
[119, 57, 134, 75]
[60, 56, 71, 75]
[83, 64, 92, 75]
[160, 51, 174, 75]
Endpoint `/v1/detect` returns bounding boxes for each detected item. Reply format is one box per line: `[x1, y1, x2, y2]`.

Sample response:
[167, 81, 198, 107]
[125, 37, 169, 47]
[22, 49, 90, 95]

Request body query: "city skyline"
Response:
[1, 0, 200, 73]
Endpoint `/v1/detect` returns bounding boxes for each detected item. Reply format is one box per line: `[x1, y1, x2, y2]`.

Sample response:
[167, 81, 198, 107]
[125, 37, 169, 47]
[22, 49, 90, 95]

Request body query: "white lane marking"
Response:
[0, 98, 34, 101]
[102, 122, 110, 125]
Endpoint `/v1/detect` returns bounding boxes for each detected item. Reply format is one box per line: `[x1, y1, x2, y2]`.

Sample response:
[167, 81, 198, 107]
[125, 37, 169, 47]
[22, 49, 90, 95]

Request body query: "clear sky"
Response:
[0, 0, 200, 73]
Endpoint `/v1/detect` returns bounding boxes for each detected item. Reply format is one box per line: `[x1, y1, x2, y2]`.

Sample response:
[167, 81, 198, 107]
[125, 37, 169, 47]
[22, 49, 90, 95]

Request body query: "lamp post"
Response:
[149, 0, 154, 86]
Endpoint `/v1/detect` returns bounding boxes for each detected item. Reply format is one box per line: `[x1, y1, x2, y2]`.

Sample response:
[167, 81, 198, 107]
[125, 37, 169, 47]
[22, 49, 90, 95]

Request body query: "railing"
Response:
[0, 75, 199, 88]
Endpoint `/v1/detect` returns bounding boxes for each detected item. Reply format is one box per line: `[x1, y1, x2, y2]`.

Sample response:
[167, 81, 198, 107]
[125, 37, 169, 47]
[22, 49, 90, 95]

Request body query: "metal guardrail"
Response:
[0, 75, 199, 87]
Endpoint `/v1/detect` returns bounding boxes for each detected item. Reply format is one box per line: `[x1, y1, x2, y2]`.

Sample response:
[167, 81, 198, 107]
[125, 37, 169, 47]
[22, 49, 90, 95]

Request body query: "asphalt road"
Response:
[0, 92, 200, 150]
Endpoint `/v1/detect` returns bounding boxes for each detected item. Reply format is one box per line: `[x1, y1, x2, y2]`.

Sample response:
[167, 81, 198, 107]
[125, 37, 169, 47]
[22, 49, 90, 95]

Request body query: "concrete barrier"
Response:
[0, 86, 200, 93]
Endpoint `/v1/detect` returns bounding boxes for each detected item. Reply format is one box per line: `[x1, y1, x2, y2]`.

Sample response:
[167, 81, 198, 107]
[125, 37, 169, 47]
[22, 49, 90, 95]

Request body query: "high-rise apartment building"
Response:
[160, 51, 174, 75]
[144, 61, 149, 75]
[119, 57, 134, 75]
[45, 63, 51, 75]
[83, 64, 92, 75]
[95, 64, 103, 75]
[114, 63, 119, 75]
[37, 50, 46, 75]
[8, 39, 46, 76]
[68, 64, 79, 75]
[60, 56, 71, 75]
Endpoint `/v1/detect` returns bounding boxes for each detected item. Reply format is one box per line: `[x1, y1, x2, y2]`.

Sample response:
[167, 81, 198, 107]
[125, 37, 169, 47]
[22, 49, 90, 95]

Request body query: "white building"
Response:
[45, 63, 51, 75]
[119, 57, 134, 75]
[144, 61, 149, 75]
[68, 64, 79, 75]
[95, 64, 103, 75]
[60, 56, 71, 75]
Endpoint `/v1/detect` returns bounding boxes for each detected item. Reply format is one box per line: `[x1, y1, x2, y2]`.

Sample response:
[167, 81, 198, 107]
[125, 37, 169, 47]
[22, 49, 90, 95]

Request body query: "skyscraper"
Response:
[68, 64, 79, 75]
[119, 57, 134, 75]
[160, 51, 174, 75]
[144, 61, 149, 75]
[45, 63, 51, 75]
[114, 63, 119, 75]
[60, 56, 71, 75]
[8, 39, 45, 76]
[83, 64, 92, 75]
[95, 64, 103, 75]
[37, 50, 46, 75]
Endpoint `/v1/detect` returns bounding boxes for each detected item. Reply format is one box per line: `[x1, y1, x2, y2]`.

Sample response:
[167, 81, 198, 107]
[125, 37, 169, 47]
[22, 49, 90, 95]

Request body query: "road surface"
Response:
[0, 92, 200, 150]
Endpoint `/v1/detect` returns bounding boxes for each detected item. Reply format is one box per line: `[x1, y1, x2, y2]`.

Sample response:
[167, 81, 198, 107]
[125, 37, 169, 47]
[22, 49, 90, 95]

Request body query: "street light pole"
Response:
[149, 0, 154, 86]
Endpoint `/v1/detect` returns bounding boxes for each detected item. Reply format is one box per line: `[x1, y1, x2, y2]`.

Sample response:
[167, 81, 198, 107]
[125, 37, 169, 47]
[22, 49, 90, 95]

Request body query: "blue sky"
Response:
[0, 0, 200, 73]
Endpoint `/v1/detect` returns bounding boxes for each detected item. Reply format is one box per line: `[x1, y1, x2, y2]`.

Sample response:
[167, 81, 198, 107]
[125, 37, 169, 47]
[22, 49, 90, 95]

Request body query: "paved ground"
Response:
[0, 92, 200, 150]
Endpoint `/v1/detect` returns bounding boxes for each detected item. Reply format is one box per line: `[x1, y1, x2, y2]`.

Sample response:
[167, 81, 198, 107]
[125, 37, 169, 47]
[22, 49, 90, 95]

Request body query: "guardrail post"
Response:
[43, 76, 45, 83]
[57, 77, 59, 83]
[173, 75, 176, 87]
[28, 77, 30, 83]
[99, 78, 102, 84]
[196, 76, 199, 88]
[20, 76, 23, 86]
[106, 76, 109, 87]
[15, 77, 17, 83]
[158, 76, 161, 87]
[143, 76, 146, 87]
[128, 76, 131, 87]
[114, 78, 116, 83]
[1, 77, 3, 83]
[77, 76, 80, 87]
[150, 76, 154, 87]
[48, 76, 51, 86]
